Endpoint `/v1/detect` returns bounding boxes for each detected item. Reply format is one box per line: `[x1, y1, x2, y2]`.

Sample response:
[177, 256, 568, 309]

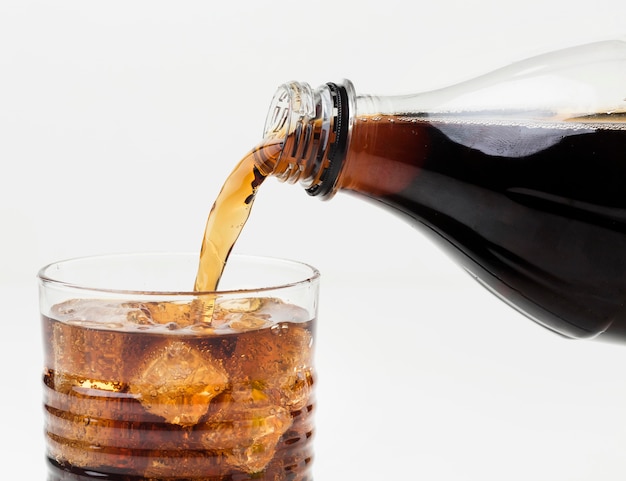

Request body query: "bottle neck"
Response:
[262, 80, 355, 199]
[259, 40, 626, 198]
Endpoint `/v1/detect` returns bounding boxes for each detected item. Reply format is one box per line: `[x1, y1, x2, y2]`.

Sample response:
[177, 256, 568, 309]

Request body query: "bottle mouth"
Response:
[262, 80, 353, 198]
[263, 81, 315, 142]
[261, 81, 316, 185]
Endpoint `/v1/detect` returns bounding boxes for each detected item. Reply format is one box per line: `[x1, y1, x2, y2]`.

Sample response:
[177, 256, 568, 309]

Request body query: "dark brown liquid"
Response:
[341, 114, 626, 341]
[197, 111, 626, 341]
[43, 299, 315, 480]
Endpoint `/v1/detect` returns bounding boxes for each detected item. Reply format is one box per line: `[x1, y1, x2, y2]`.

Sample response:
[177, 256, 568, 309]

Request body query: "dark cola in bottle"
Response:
[249, 39, 626, 343]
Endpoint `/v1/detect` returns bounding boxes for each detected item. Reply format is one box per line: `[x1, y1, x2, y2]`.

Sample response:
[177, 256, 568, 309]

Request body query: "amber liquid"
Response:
[194, 138, 283, 292]
[44, 299, 315, 481]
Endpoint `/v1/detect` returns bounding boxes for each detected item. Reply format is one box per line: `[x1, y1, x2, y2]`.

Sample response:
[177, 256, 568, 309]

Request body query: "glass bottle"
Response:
[257, 39, 626, 343]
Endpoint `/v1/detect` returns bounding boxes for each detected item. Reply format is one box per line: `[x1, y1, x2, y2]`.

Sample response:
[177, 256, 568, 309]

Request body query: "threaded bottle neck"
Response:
[261, 80, 354, 198]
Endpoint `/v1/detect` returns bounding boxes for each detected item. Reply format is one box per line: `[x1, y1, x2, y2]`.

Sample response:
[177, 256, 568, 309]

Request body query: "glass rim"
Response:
[37, 252, 321, 296]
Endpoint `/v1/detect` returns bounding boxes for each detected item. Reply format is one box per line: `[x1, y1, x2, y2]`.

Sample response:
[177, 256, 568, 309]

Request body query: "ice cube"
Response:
[52, 298, 151, 329]
[128, 340, 229, 426]
[227, 312, 272, 331]
[200, 387, 292, 473]
[228, 322, 314, 411]
[217, 297, 263, 313]
[49, 315, 128, 388]
[130, 300, 203, 328]
[209, 297, 267, 331]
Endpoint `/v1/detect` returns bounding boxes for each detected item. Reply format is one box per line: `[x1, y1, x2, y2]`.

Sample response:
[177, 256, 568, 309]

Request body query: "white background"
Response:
[3, 1, 626, 479]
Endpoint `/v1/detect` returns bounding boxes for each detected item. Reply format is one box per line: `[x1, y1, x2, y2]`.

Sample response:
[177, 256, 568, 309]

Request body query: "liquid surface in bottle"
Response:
[340, 113, 626, 340]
